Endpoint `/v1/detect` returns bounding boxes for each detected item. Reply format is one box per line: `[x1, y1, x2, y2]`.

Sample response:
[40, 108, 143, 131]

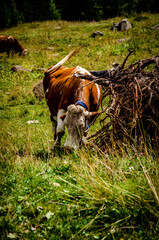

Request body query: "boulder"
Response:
[111, 19, 132, 31]
[117, 37, 131, 43]
[33, 81, 44, 99]
[11, 65, 32, 72]
[45, 47, 54, 51]
[152, 24, 159, 30]
[91, 31, 105, 38]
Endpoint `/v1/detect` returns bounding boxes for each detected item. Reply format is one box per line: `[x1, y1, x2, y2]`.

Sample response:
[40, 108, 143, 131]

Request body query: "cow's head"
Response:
[60, 104, 98, 150]
[19, 49, 27, 56]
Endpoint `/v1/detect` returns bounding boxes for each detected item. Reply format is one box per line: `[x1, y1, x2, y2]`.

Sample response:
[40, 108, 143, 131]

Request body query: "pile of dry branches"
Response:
[75, 50, 159, 153]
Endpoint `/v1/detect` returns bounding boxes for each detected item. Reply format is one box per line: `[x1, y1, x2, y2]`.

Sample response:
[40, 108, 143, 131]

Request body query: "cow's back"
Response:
[0, 36, 8, 53]
[0, 35, 25, 56]
[0, 36, 15, 55]
[44, 66, 81, 116]
[44, 65, 101, 116]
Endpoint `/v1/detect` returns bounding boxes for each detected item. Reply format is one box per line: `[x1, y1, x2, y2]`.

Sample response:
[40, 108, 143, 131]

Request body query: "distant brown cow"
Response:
[0, 36, 27, 57]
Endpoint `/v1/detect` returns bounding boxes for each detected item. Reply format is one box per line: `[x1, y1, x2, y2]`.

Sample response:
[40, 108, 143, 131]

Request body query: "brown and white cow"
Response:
[0, 36, 27, 57]
[43, 50, 101, 150]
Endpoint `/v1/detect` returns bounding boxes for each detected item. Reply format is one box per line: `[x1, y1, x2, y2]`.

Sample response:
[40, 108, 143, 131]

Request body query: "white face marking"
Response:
[23, 49, 27, 55]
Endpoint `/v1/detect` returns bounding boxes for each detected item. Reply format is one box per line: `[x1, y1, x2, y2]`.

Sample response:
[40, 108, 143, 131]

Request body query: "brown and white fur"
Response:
[43, 50, 101, 150]
[0, 36, 27, 57]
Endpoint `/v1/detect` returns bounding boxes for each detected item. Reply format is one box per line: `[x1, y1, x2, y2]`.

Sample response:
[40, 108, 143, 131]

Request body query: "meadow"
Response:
[0, 13, 159, 239]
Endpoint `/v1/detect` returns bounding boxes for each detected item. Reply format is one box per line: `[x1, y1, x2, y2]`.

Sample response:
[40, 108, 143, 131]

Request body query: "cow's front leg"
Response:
[7, 49, 10, 57]
[50, 116, 57, 150]
[52, 110, 65, 148]
[52, 120, 57, 141]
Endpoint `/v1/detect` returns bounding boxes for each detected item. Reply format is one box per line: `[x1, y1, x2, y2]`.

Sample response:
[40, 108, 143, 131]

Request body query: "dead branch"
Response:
[85, 52, 159, 154]
[121, 49, 134, 69]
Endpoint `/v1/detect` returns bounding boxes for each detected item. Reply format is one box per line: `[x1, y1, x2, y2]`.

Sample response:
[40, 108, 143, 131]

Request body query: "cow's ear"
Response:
[60, 113, 66, 121]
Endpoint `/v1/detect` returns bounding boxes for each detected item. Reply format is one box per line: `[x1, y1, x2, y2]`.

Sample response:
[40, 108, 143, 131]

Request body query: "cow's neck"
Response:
[75, 82, 90, 111]
[75, 100, 88, 111]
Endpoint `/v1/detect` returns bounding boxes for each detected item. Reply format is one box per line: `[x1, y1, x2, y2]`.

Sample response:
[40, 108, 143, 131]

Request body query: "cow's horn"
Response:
[46, 47, 81, 74]
[84, 111, 99, 119]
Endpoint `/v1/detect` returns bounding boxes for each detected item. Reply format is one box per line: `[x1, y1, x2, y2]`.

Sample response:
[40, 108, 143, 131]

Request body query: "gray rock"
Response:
[45, 47, 54, 51]
[117, 37, 131, 43]
[33, 81, 44, 99]
[91, 31, 105, 38]
[152, 24, 159, 30]
[55, 27, 61, 30]
[111, 19, 132, 31]
[11, 65, 32, 72]
[35, 68, 46, 72]
[120, 19, 132, 31]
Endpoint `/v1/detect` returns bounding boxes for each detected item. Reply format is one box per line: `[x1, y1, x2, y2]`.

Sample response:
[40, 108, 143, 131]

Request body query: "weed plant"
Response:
[0, 13, 159, 239]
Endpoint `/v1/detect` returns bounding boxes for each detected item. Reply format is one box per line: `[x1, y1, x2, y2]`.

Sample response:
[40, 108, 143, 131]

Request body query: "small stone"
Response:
[11, 65, 32, 72]
[33, 81, 44, 99]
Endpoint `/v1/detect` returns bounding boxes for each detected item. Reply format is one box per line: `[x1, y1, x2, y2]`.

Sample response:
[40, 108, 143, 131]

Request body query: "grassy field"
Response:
[0, 13, 159, 239]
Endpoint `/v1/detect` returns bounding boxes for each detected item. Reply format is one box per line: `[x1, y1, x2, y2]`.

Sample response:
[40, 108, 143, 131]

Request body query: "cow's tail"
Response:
[45, 47, 81, 74]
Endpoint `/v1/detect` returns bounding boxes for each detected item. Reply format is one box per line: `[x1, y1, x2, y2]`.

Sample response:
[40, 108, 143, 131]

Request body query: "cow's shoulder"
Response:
[7, 36, 14, 42]
[6, 36, 15, 46]
[0, 36, 8, 41]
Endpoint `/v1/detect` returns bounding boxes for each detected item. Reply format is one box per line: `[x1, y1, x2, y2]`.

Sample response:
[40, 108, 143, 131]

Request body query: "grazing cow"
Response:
[0, 36, 27, 57]
[43, 50, 101, 150]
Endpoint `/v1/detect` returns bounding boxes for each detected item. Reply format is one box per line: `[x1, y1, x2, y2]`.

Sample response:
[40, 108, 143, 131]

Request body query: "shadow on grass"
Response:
[33, 146, 73, 161]
[33, 148, 50, 161]
[51, 145, 73, 157]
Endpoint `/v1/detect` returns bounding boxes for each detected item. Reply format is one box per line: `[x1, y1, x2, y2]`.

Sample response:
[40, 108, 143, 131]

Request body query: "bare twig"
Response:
[86, 52, 159, 154]
[121, 49, 134, 69]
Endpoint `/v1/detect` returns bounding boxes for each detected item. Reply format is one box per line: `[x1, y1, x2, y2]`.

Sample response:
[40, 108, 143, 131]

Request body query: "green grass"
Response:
[0, 13, 159, 239]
